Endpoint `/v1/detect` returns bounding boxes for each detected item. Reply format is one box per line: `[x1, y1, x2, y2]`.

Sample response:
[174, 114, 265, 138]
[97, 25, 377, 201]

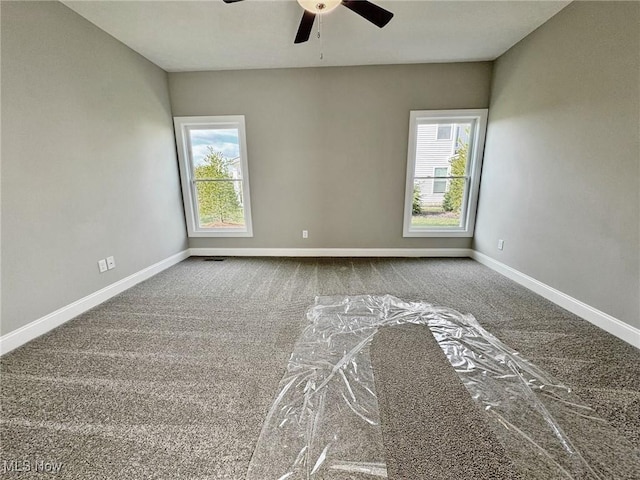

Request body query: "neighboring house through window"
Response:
[433, 167, 449, 193]
[403, 109, 488, 237]
[173, 115, 253, 237]
[436, 124, 453, 140]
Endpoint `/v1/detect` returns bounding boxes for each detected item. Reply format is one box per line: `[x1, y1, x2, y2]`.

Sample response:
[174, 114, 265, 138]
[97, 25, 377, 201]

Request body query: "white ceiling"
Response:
[62, 0, 571, 72]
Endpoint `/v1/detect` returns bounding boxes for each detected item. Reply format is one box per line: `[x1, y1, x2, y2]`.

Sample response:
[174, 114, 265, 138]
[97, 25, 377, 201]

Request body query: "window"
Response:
[174, 116, 253, 237]
[436, 124, 453, 140]
[433, 167, 449, 193]
[404, 109, 488, 237]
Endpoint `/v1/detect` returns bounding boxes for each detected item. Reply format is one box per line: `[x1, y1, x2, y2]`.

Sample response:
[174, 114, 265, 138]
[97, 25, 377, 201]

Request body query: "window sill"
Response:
[188, 230, 253, 238]
[403, 229, 473, 238]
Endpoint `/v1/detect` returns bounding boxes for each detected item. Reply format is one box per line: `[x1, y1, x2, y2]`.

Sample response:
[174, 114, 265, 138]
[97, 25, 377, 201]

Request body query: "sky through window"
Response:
[189, 128, 240, 166]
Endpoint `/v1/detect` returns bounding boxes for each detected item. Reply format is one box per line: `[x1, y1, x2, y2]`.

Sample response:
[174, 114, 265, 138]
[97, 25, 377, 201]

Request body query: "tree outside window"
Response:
[194, 148, 244, 227]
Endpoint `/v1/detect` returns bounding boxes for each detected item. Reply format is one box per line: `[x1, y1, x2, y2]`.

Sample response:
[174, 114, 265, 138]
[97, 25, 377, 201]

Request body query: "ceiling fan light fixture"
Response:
[297, 0, 341, 15]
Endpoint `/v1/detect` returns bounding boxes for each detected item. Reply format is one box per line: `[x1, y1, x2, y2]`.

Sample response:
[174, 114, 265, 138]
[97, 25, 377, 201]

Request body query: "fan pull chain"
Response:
[318, 15, 324, 60]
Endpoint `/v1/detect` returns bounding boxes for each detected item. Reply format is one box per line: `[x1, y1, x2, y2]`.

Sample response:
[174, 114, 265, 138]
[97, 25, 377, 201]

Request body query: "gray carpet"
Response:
[1, 257, 639, 479]
[371, 324, 521, 480]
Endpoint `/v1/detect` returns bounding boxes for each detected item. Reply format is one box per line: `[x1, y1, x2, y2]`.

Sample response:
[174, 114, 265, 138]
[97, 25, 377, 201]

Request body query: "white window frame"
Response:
[403, 109, 488, 238]
[174, 115, 253, 237]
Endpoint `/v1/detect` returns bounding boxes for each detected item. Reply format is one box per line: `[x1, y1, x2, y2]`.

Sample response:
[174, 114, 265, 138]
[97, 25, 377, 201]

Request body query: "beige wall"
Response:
[474, 1, 640, 329]
[1, 2, 188, 336]
[168, 63, 492, 249]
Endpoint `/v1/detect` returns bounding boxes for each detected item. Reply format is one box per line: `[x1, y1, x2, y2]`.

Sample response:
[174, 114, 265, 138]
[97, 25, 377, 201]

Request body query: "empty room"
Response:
[1, 0, 639, 478]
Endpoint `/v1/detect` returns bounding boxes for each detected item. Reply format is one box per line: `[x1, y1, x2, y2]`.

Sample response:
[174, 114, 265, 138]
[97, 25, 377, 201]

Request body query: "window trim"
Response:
[403, 109, 488, 238]
[174, 115, 253, 237]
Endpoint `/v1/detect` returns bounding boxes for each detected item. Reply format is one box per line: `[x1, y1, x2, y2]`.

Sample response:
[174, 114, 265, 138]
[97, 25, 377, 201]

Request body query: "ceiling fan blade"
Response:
[294, 10, 316, 44]
[222, 0, 244, 3]
[341, 0, 393, 28]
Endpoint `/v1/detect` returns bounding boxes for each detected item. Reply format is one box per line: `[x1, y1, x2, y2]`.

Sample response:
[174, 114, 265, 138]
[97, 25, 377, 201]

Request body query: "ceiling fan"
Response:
[222, 0, 394, 44]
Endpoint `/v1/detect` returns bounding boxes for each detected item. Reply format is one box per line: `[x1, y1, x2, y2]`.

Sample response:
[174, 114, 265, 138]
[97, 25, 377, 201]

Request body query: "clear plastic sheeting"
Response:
[246, 295, 640, 480]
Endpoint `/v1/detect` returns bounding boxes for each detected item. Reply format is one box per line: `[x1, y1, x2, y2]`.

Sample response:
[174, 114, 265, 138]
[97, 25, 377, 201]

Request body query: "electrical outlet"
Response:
[98, 259, 108, 273]
[497, 239, 504, 251]
[302, 230, 308, 239]
[106, 256, 116, 270]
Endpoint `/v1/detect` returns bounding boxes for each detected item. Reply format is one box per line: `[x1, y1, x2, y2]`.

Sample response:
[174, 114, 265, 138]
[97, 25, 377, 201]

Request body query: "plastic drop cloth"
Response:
[246, 295, 640, 480]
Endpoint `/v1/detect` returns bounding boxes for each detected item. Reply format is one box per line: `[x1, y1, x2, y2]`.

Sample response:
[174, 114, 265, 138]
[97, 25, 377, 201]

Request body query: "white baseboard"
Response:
[188, 247, 473, 258]
[4, 247, 636, 355]
[0, 249, 190, 356]
[471, 251, 640, 349]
